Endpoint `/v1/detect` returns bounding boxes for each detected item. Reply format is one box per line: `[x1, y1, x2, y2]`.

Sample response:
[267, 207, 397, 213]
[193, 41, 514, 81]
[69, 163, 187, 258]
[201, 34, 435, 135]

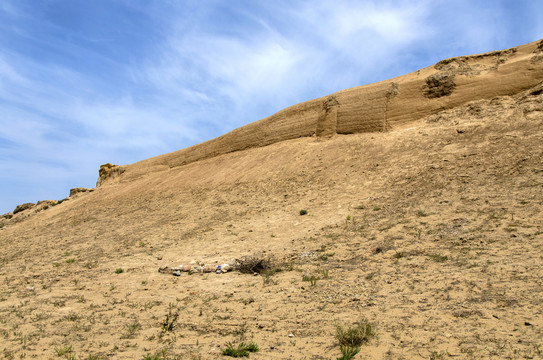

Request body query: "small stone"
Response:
[172, 271, 181, 277]
[180, 265, 192, 272]
[288, 334, 294, 338]
[222, 264, 232, 272]
[156, 256, 163, 260]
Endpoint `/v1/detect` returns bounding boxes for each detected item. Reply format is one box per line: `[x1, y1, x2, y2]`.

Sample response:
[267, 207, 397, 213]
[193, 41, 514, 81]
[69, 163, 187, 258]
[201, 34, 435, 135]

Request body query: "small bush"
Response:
[336, 319, 375, 347]
[299, 209, 308, 216]
[222, 342, 259, 357]
[235, 255, 276, 274]
[115, 268, 124, 274]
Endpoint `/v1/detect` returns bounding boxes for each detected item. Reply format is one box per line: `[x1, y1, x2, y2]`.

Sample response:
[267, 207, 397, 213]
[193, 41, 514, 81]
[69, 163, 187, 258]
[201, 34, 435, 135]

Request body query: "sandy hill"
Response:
[1, 39, 542, 360]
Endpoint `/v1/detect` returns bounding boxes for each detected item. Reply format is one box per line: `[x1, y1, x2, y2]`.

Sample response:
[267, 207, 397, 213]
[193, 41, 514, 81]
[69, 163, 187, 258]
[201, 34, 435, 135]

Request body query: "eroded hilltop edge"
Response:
[95, 39, 543, 187]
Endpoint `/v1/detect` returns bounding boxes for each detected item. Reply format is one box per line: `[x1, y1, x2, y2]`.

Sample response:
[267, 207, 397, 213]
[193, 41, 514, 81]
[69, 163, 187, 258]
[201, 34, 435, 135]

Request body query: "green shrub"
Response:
[222, 341, 259, 357]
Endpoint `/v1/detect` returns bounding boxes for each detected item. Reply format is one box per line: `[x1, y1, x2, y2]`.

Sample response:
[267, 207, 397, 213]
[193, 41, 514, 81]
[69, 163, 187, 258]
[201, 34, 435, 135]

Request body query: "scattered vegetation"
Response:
[54, 345, 73, 357]
[115, 268, 124, 274]
[222, 341, 259, 357]
[161, 303, 179, 333]
[303, 275, 320, 286]
[143, 349, 181, 360]
[336, 319, 375, 347]
[416, 210, 429, 217]
[121, 319, 141, 339]
[429, 351, 447, 360]
[299, 209, 308, 216]
[428, 254, 448, 262]
[336, 345, 360, 360]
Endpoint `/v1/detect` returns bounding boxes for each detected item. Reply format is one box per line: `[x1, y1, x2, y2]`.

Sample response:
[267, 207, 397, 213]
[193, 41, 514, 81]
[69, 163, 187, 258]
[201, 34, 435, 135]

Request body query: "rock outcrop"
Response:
[13, 203, 35, 214]
[69, 188, 94, 197]
[96, 163, 125, 187]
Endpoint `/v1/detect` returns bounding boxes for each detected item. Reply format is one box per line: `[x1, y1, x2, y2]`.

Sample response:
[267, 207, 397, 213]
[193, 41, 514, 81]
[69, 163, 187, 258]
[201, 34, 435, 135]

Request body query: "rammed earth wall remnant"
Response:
[97, 163, 125, 187]
[96, 39, 543, 187]
[316, 96, 340, 137]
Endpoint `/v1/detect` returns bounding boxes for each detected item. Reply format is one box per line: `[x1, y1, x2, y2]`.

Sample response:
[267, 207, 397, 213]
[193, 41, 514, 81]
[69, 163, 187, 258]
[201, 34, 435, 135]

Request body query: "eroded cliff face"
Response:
[96, 39, 543, 187]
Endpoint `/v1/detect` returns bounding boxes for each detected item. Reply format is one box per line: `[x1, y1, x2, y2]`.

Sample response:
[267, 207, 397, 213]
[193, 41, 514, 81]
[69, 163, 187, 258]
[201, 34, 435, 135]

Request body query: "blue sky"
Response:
[0, 0, 542, 214]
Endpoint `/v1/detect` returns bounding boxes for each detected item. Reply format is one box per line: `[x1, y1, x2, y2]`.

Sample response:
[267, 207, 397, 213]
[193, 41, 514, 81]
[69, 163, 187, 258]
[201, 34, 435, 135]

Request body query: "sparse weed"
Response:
[303, 275, 320, 286]
[65, 258, 75, 264]
[54, 345, 73, 356]
[161, 303, 179, 333]
[263, 274, 278, 285]
[429, 350, 447, 359]
[337, 345, 360, 360]
[336, 319, 375, 347]
[143, 349, 181, 360]
[319, 252, 335, 261]
[416, 210, 429, 217]
[299, 209, 308, 216]
[222, 341, 259, 357]
[121, 319, 141, 339]
[115, 268, 124, 274]
[428, 254, 448, 262]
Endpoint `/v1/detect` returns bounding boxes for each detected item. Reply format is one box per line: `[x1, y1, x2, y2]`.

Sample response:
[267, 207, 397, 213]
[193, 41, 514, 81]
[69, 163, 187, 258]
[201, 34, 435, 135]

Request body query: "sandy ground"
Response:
[1, 87, 542, 359]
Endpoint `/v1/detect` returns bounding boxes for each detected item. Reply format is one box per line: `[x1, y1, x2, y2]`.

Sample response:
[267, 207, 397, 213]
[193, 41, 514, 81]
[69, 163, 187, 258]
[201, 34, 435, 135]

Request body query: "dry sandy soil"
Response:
[1, 44, 543, 360]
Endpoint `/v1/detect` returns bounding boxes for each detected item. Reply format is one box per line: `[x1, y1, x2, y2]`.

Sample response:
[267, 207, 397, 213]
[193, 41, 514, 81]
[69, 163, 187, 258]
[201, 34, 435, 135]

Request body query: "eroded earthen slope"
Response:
[97, 39, 543, 186]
